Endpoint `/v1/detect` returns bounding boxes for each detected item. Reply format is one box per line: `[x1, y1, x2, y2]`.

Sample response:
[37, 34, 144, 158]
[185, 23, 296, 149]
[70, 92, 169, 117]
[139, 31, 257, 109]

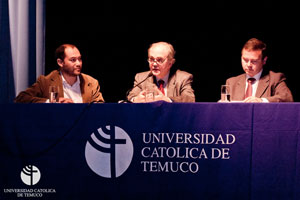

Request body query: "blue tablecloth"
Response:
[1, 102, 299, 199]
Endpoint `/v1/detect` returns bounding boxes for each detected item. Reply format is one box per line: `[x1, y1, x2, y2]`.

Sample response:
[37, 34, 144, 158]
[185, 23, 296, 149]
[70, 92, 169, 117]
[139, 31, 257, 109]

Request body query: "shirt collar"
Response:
[246, 69, 263, 81]
[61, 72, 80, 87]
[157, 71, 170, 86]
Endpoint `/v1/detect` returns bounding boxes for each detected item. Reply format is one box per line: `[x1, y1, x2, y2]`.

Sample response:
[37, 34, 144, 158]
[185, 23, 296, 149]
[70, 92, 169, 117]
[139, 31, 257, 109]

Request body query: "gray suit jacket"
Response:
[15, 70, 104, 103]
[127, 69, 195, 102]
[226, 70, 293, 102]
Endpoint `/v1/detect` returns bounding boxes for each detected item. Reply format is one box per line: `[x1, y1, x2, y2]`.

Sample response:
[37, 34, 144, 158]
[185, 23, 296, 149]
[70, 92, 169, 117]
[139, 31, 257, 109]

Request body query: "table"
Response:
[1, 102, 300, 199]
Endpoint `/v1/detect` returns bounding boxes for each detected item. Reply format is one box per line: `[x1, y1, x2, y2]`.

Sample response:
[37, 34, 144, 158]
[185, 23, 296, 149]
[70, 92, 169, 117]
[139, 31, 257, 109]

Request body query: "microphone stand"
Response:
[118, 72, 153, 103]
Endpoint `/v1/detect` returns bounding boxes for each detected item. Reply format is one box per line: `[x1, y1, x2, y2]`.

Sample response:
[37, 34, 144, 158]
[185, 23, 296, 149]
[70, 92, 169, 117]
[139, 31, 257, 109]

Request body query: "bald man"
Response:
[127, 42, 195, 103]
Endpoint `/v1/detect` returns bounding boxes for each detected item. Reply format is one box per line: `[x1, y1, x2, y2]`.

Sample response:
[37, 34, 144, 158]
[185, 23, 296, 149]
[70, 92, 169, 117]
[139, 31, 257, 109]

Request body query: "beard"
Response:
[62, 66, 81, 77]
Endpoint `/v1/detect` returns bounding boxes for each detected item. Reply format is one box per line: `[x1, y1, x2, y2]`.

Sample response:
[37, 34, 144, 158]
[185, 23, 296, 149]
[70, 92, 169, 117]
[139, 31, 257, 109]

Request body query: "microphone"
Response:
[119, 72, 153, 103]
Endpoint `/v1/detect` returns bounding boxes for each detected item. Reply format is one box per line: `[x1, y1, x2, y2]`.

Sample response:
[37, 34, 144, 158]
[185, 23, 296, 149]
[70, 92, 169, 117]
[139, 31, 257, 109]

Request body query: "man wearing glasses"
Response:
[127, 41, 195, 103]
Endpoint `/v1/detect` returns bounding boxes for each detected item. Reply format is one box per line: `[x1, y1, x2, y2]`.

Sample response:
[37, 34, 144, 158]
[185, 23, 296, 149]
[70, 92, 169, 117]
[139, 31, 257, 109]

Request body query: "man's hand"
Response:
[132, 90, 146, 103]
[243, 96, 263, 103]
[133, 88, 172, 103]
[58, 97, 74, 103]
[154, 88, 172, 102]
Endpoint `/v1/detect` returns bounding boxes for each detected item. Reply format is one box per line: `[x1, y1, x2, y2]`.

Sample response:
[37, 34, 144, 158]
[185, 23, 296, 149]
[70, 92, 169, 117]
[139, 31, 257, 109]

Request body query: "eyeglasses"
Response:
[147, 57, 168, 65]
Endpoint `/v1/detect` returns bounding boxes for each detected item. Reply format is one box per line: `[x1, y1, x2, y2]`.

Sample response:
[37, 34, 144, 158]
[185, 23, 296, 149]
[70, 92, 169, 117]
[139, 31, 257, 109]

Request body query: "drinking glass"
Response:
[221, 85, 230, 102]
[49, 86, 58, 103]
[145, 85, 155, 102]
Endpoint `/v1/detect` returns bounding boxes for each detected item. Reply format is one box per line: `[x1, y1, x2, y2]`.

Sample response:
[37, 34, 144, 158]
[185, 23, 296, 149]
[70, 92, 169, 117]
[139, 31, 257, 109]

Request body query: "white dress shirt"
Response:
[61, 73, 83, 103]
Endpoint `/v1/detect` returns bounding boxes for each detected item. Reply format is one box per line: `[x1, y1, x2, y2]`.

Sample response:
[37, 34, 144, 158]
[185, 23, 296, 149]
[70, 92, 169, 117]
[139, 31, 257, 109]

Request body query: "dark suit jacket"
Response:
[127, 69, 195, 102]
[226, 70, 293, 102]
[15, 70, 104, 103]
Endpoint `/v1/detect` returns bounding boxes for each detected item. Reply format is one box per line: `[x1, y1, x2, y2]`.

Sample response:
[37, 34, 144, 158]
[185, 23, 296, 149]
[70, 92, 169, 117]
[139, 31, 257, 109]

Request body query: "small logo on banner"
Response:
[85, 125, 134, 178]
[20, 165, 41, 186]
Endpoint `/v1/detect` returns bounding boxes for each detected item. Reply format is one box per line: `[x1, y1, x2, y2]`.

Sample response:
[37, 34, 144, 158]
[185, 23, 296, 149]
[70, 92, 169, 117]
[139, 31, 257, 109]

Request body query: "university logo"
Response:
[20, 165, 41, 186]
[85, 125, 134, 178]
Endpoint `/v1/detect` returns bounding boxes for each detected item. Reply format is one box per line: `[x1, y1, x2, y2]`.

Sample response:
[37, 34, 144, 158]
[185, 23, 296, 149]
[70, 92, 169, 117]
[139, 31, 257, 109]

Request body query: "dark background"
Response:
[45, 1, 299, 102]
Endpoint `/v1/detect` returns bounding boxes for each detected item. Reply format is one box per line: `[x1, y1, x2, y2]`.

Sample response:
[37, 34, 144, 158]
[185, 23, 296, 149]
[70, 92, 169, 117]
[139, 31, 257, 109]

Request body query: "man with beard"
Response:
[15, 44, 104, 103]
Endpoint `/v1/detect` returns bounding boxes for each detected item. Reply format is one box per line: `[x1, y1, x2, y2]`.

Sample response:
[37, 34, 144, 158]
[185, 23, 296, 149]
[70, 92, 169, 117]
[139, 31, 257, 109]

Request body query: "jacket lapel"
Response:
[167, 71, 176, 98]
[80, 75, 90, 103]
[234, 74, 247, 100]
[256, 72, 270, 98]
[145, 75, 156, 88]
[50, 70, 64, 98]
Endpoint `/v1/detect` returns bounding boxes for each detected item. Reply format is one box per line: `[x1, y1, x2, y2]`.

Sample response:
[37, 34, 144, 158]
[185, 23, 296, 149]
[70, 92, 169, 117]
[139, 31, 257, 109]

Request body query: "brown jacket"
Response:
[226, 70, 293, 102]
[127, 69, 195, 102]
[15, 70, 104, 103]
